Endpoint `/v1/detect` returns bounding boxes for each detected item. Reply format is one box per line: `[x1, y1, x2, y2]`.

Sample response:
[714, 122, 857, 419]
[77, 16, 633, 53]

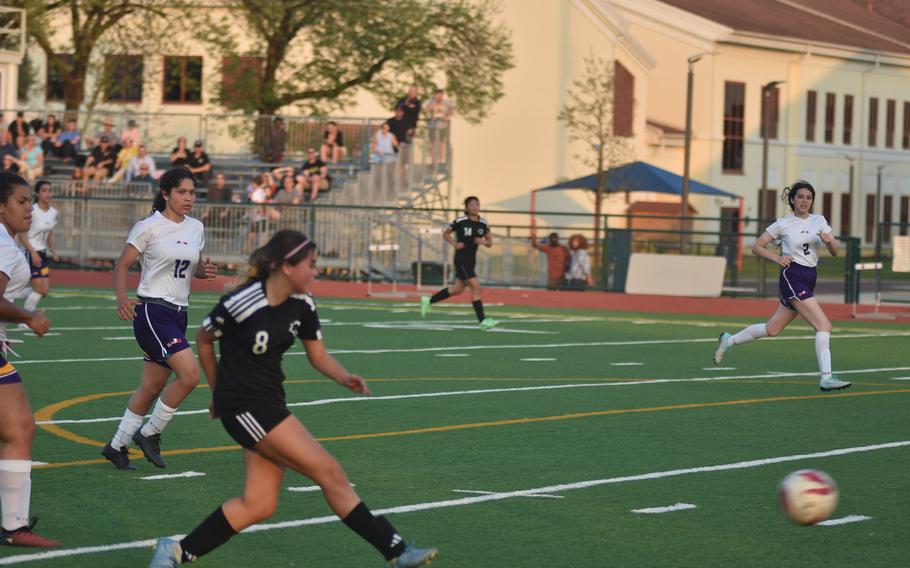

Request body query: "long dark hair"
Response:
[463, 195, 479, 214]
[782, 180, 815, 212]
[0, 171, 29, 204]
[34, 180, 51, 203]
[245, 230, 317, 284]
[152, 168, 196, 213]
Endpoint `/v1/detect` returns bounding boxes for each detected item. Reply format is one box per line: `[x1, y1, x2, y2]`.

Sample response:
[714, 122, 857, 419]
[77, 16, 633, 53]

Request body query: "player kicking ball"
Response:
[713, 180, 850, 393]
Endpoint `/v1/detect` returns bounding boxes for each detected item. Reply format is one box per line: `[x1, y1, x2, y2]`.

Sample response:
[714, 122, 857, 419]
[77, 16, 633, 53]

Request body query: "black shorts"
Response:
[219, 399, 291, 449]
[454, 258, 477, 281]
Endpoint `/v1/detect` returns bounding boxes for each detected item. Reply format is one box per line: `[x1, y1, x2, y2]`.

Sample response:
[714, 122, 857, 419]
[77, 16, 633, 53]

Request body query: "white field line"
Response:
[705, 367, 736, 371]
[5, 440, 908, 565]
[521, 358, 556, 362]
[452, 489, 563, 499]
[287, 484, 354, 493]
[139, 471, 206, 481]
[817, 515, 872, 526]
[610, 362, 643, 366]
[34, 365, 910, 426]
[890, 377, 910, 381]
[631, 503, 697, 514]
[434, 353, 469, 357]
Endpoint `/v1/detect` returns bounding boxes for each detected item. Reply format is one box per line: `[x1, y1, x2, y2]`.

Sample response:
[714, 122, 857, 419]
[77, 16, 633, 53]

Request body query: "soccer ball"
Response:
[778, 469, 839, 525]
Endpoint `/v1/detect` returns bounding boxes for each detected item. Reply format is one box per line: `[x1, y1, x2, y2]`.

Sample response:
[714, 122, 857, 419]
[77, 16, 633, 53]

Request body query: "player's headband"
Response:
[284, 238, 310, 260]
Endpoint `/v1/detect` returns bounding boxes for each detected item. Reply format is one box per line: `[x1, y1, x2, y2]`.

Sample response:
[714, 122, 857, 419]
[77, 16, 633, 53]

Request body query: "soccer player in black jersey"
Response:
[150, 230, 437, 568]
[420, 195, 499, 329]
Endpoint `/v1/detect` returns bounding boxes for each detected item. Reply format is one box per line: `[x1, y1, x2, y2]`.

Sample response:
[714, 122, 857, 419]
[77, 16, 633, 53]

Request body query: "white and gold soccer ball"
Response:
[778, 469, 839, 525]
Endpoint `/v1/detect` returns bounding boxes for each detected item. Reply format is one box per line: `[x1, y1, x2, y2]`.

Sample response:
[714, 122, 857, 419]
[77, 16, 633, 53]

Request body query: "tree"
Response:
[194, 0, 514, 120]
[557, 53, 634, 275]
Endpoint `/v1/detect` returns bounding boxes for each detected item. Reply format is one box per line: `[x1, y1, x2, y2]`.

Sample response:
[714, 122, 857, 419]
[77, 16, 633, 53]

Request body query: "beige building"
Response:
[0, 7, 25, 113]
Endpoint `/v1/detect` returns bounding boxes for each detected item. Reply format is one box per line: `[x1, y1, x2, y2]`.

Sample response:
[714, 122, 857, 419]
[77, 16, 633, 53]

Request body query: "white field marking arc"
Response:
[452, 489, 563, 499]
[631, 503, 697, 514]
[33, 365, 910, 426]
[139, 471, 206, 481]
[816, 515, 872, 526]
[3, 440, 907, 565]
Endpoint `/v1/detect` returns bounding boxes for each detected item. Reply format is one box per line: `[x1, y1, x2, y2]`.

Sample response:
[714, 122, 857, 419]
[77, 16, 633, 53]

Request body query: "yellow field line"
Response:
[32, 387, 910, 471]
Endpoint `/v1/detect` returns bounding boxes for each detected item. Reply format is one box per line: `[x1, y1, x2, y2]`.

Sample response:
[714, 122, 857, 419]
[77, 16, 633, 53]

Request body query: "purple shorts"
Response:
[0, 357, 22, 385]
[133, 301, 190, 367]
[779, 262, 817, 310]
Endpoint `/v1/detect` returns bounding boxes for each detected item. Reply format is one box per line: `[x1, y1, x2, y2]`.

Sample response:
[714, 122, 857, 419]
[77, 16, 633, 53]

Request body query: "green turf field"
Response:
[1, 288, 908, 567]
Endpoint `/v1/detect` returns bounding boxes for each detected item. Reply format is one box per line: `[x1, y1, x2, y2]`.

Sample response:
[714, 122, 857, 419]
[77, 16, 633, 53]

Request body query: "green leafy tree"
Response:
[195, 0, 514, 120]
[558, 53, 634, 271]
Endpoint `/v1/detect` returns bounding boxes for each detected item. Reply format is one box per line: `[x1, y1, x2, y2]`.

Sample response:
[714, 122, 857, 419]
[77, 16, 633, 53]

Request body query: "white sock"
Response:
[816, 331, 832, 379]
[140, 399, 177, 437]
[729, 323, 768, 347]
[111, 409, 145, 449]
[0, 460, 31, 532]
[23, 291, 42, 312]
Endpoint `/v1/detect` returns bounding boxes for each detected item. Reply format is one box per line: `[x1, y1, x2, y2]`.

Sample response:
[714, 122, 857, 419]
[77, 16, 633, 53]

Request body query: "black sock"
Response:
[430, 288, 450, 304]
[180, 507, 237, 563]
[342, 502, 407, 561]
[472, 300, 485, 322]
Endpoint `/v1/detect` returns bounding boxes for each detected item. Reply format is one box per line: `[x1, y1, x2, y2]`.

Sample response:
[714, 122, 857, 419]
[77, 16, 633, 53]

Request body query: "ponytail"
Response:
[152, 167, 196, 213]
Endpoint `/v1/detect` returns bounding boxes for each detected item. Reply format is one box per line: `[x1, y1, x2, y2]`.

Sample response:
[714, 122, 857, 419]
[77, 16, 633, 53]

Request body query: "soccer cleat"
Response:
[479, 318, 500, 331]
[713, 332, 732, 365]
[101, 442, 135, 470]
[819, 375, 852, 392]
[419, 296, 431, 318]
[2, 517, 60, 548]
[389, 545, 438, 568]
[133, 431, 166, 468]
[149, 537, 182, 567]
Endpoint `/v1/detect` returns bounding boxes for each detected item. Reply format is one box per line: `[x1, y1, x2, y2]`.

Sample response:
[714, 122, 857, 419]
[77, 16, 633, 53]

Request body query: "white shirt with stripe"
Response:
[764, 213, 832, 268]
[127, 211, 205, 307]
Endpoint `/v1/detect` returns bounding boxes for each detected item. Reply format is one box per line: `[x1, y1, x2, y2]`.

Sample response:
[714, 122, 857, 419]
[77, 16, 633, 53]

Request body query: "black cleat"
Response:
[101, 443, 135, 470]
[133, 431, 166, 468]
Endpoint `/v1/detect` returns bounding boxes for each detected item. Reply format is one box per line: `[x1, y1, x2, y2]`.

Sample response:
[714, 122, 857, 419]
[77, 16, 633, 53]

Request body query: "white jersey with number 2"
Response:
[764, 213, 832, 269]
[127, 211, 205, 307]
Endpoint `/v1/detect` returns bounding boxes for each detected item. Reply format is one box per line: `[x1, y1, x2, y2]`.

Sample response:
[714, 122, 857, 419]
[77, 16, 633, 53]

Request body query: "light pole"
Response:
[681, 53, 707, 252]
[875, 164, 886, 259]
[758, 80, 784, 296]
[842, 154, 854, 236]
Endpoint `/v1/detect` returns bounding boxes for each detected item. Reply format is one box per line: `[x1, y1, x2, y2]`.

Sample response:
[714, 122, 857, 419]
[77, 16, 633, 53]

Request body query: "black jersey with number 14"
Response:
[202, 279, 321, 413]
[449, 215, 490, 262]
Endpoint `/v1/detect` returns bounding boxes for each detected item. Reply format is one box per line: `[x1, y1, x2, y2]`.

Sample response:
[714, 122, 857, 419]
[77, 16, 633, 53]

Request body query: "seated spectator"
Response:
[53, 119, 82, 162]
[206, 172, 234, 203]
[262, 117, 287, 163]
[320, 121, 345, 164]
[121, 119, 142, 147]
[38, 114, 62, 156]
[67, 166, 89, 196]
[170, 136, 189, 167]
[7, 112, 30, 140]
[299, 147, 331, 201]
[125, 144, 158, 182]
[131, 163, 157, 191]
[85, 118, 121, 154]
[2, 152, 24, 174]
[186, 139, 212, 185]
[0, 131, 17, 162]
[83, 135, 117, 181]
[273, 174, 303, 205]
[19, 135, 44, 183]
[370, 121, 398, 164]
[566, 234, 593, 290]
[530, 230, 570, 290]
[109, 137, 138, 182]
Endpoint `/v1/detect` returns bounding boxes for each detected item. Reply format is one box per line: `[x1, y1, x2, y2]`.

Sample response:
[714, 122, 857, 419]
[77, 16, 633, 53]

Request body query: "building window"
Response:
[723, 81, 745, 173]
[868, 98, 878, 147]
[885, 99, 896, 149]
[221, 56, 262, 109]
[883, 195, 893, 243]
[613, 61, 634, 137]
[843, 95, 853, 145]
[903, 101, 910, 150]
[900, 195, 909, 236]
[840, 194, 852, 236]
[761, 85, 779, 140]
[824, 93, 835, 143]
[46, 53, 73, 102]
[806, 90, 817, 142]
[163, 56, 202, 104]
[104, 55, 143, 103]
[822, 192, 833, 223]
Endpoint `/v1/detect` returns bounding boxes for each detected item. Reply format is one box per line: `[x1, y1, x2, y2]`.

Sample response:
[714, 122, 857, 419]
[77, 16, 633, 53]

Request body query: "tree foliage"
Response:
[196, 0, 515, 119]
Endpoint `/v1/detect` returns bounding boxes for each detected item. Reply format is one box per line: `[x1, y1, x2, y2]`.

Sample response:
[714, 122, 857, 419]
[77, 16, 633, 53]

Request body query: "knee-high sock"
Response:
[815, 331, 832, 379]
[729, 323, 768, 347]
[0, 460, 31, 532]
[342, 502, 407, 561]
[429, 288, 450, 304]
[472, 300, 485, 322]
[180, 506, 237, 562]
[140, 398, 177, 437]
[111, 408, 144, 449]
[23, 291, 42, 312]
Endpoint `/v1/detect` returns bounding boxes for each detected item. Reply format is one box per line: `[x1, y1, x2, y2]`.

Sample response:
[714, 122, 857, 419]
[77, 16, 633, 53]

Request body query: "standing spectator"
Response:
[566, 234, 593, 290]
[7, 112, 30, 141]
[120, 119, 142, 148]
[83, 136, 116, 181]
[299, 148, 330, 202]
[126, 144, 158, 182]
[245, 173, 271, 252]
[52, 120, 81, 162]
[320, 121, 345, 164]
[530, 230, 570, 290]
[18, 136, 44, 183]
[0, 132, 17, 162]
[425, 89, 453, 164]
[395, 85, 421, 143]
[187, 140, 212, 186]
[66, 167, 88, 196]
[386, 107, 410, 159]
[37, 114, 61, 156]
[206, 172, 233, 203]
[371, 122, 398, 164]
[262, 118, 286, 163]
[170, 136, 190, 168]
